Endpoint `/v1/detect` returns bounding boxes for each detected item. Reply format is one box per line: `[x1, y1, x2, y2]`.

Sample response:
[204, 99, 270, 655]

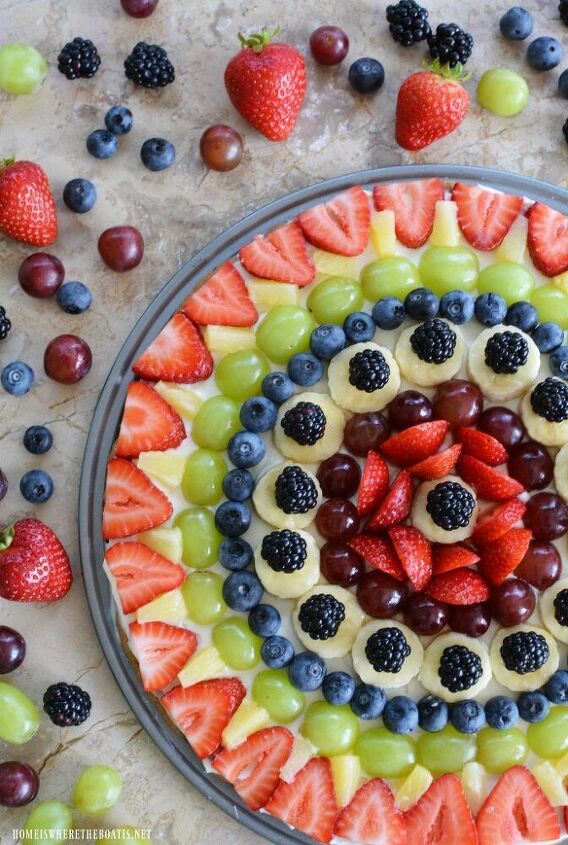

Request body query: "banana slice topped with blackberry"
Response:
[274, 391, 345, 462]
[490, 624, 559, 692]
[540, 579, 568, 645]
[254, 528, 320, 599]
[468, 326, 540, 401]
[420, 633, 492, 703]
[352, 620, 423, 689]
[395, 318, 465, 387]
[253, 463, 322, 530]
[412, 476, 478, 544]
[327, 342, 400, 413]
[521, 377, 568, 447]
[292, 585, 364, 659]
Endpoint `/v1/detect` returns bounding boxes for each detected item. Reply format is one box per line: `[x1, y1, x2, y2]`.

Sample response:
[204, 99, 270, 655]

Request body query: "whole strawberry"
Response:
[0, 518, 72, 602]
[224, 26, 306, 142]
[0, 159, 57, 246]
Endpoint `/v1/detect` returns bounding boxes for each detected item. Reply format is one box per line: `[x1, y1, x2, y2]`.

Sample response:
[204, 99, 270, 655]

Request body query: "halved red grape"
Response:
[317, 453, 361, 498]
[478, 406, 525, 449]
[507, 441, 553, 490]
[357, 570, 407, 618]
[320, 542, 364, 586]
[344, 412, 390, 456]
[433, 379, 483, 427]
[515, 540, 561, 590]
[388, 390, 434, 431]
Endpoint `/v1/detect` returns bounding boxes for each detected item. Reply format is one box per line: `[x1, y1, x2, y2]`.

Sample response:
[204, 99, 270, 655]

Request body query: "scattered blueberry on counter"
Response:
[140, 137, 176, 171]
[527, 36, 563, 72]
[348, 57, 385, 94]
[1, 361, 34, 396]
[86, 129, 119, 159]
[63, 178, 97, 213]
[104, 105, 133, 135]
[23, 426, 53, 455]
[500, 7, 533, 41]
[56, 281, 92, 315]
[20, 469, 54, 504]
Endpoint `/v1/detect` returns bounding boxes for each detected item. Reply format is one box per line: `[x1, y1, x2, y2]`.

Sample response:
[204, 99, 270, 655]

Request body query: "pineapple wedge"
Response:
[371, 210, 397, 258]
[154, 381, 203, 420]
[280, 735, 317, 783]
[137, 449, 186, 488]
[138, 527, 183, 562]
[461, 762, 487, 816]
[396, 764, 433, 811]
[249, 279, 299, 311]
[313, 249, 359, 279]
[495, 214, 528, 263]
[178, 646, 228, 687]
[533, 761, 568, 806]
[554, 748, 568, 779]
[136, 588, 187, 624]
[330, 755, 361, 807]
[430, 201, 460, 247]
[553, 271, 568, 295]
[204, 326, 257, 354]
[221, 699, 270, 750]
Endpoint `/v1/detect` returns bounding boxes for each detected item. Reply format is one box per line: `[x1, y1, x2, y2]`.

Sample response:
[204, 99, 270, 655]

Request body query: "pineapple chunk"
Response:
[280, 735, 317, 783]
[495, 214, 528, 263]
[330, 755, 361, 807]
[313, 249, 359, 279]
[553, 271, 568, 295]
[137, 449, 186, 488]
[204, 326, 257, 354]
[461, 762, 487, 816]
[554, 748, 568, 779]
[371, 210, 397, 258]
[178, 646, 228, 686]
[396, 764, 433, 811]
[533, 761, 568, 806]
[221, 699, 270, 750]
[430, 201, 460, 247]
[138, 527, 183, 562]
[249, 279, 299, 311]
[154, 381, 203, 420]
[136, 588, 187, 624]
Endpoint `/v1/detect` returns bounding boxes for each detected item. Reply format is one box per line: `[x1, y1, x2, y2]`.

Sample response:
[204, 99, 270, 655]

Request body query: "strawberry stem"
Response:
[421, 57, 472, 83]
[0, 525, 15, 552]
[238, 25, 280, 53]
[0, 156, 16, 170]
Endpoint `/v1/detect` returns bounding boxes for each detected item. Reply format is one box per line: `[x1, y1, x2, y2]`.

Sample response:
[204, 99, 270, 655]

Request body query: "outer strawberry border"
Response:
[79, 164, 568, 845]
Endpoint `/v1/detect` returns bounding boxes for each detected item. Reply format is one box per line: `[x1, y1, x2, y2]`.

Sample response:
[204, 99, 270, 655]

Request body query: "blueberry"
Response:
[559, 68, 568, 99]
[261, 635, 294, 669]
[343, 311, 376, 343]
[450, 699, 486, 734]
[218, 537, 253, 570]
[310, 324, 346, 360]
[517, 690, 550, 723]
[418, 694, 448, 732]
[527, 36, 563, 71]
[222, 570, 263, 612]
[484, 695, 519, 730]
[240, 396, 278, 433]
[248, 604, 281, 637]
[550, 345, 568, 379]
[505, 300, 538, 333]
[348, 57, 385, 94]
[404, 288, 439, 321]
[1, 361, 34, 396]
[86, 129, 119, 159]
[105, 105, 133, 135]
[227, 431, 266, 468]
[23, 425, 53, 455]
[383, 696, 419, 734]
[531, 322, 564, 353]
[63, 178, 97, 213]
[544, 669, 568, 703]
[439, 290, 474, 325]
[20, 469, 54, 504]
[372, 297, 406, 330]
[322, 671, 356, 706]
[499, 7, 533, 40]
[474, 292, 507, 327]
[262, 371, 294, 404]
[222, 468, 255, 502]
[140, 137, 176, 171]
[287, 353, 324, 386]
[287, 651, 326, 691]
[214, 501, 251, 537]
[350, 683, 386, 719]
[56, 281, 92, 315]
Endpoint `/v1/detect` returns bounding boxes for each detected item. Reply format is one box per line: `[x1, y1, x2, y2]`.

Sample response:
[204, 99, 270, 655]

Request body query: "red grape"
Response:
[478, 406, 525, 449]
[515, 540, 561, 590]
[320, 542, 364, 586]
[0, 761, 39, 807]
[507, 441, 553, 490]
[490, 577, 535, 626]
[357, 570, 407, 618]
[18, 253, 64, 298]
[315, 498, 359, 540]
[344, 412, 390, 456]
[0, 626, 25, 674]
[447, 602, 491, 637]
[309, 26, 349, 65]
[120, 0, 159, 16]
[317, 453, 361, 498]
[200, 125, 243, 172]
[44, 334, 92, 384]
[403, 592, 447, 635]
[98, 226, 144, 272]
[523, 492, 568, 541]
[388, 390, 434, 430]
[433, 379, 483, 427]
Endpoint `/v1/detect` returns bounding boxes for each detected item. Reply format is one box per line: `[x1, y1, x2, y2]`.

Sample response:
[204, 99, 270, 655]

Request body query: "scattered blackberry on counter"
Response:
[410, 318, 456, 364]
[57, 38, 101, 79]
[505, 301, 538, 333]
[43, 682, 91, 726]
[405, 287, 439, 321]
[530, 378, 568, 423]
[365, 627, 411, 673]
[288, 352, 323, 387]
[348, 57, 385, 94]
[450, 699, 486, 734]
[63, 178, 97, 214]
[105, 105, 133, 135]
[386, 0, 431, 47]
[348, 348, 390, 392]
[439, 290, 474, 325]
[439, 645, 483, 693]
[124, 42, 175, 88]
[350, 682, 386, 719]
[23, 425, 53, 455]
[298, 593, 346, 640]
[275, 465, 318, 514]
[428, 23, 474, 68]
[426, 480, 475, 531]
[484, 330, 529, 375]
[500, 7, 533, 40]
[281, 401, 326, 446]
[140, 138, 176, 171]
[383, 695, 419, 734]
[527, 36, 563, 72]
[485, 695, 519, 730]
[474, 292, 507, 327]
[517, 690, 550, 723]
[261, 529, 307, 573]
[322, 671, 356, 706]
[0, 307, 11, 340]
[532, 322, 563, 354]
[343, 311, 376, 343]
[500, 630, 549, 673]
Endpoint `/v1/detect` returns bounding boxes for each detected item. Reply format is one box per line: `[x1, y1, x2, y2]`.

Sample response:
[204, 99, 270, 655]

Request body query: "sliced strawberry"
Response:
[102, 458, 173, 540]
[348, 534, 406, 581]
[367, 470, 413, 530]
[129, 621, 197, 692]
[380, 421, 449, 467]
[115, 381, 186, 459]
[132, 312, 214, 384]
[239, 220, 315, 286]
[426, 567, 490, 605]
[409, 444, 462, 480]
[161, 678, 246, 759]
[388, 525, 432, 590]
[528, 202, 568, 278]
[458, 455, 524, 501]
[477, 765, 561, 845]
[457, 427, 508, 467]
[211, 727, 293, 811]
[183, 261, 258, 327]
[432, 543, 480, 575]
[357, 451, 390, 516]
[264, 757, 338, 844]
[373, 178, 445, 248]
[105, 541, 185, 614]
[478, 527, 533, 586]
[297, 186, 371, 257]
[472, 498, 527, 546]
[451, 183, 523, 251]
[334, 778, 406, 845]
[405, 773, 478, 845]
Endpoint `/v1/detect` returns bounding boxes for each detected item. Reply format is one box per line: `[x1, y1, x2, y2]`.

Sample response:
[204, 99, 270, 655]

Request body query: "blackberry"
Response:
[500, 631, 549, 674]
[365, 627, 411, 673]
[484, 331, 529, 375]
[386, 0, 431, 46]
[281, 401, 326, 446]
[124, 42, 175, 89]
[554, 589, 568, 626]
[426, 481, 475, 531]
[438, 645, 483, 693]
[428, 23, 474, 68]
[43, 682, 91, 727]
[298, 593, 346, 640]
[561, 0, 568, 26]
[0, 307, 11, 340]
[348, 349, 390, 392]
[261, 529, 307, 573]
[410, 318, 456, 364]
[530, 378, 568, 423]
[275, 465, 318, 514]
[57, 38, 101, 79]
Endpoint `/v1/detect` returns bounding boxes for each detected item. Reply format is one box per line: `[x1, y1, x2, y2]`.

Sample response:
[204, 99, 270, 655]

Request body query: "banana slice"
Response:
[394, 319, 465, 387]
[352, 620, 423, 689]
[521, 382, 568, 448]
[253, 462, 322, 530]
[554, 444, 568, 502]
[328, 342, 401, 413]
[254, 529, 320, 599]
[292, 585, 364, 658]
[468, 326, 540, 402]
[274, 391, 345, 463]
[490, 624, 559, 692]
[540, 579, 568, 645]
[420, 633, 492, 703]
[411, 475, 478, 544]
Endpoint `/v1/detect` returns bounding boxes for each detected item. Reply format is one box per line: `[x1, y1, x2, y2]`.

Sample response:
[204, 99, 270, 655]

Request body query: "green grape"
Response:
[213, 616, 261, 670]
[102, 828, 152, 845]
[419, 247, 479, 296]
[0, 680, 40, 744]
[181, 571, 226, 624]
[173, 507, 222, 569]
[476, 727, 528, 774]
[215, 349, 270, 401]
[307, 276, 365, 325]
[531, 285, 568, 329]
[477, 68, 529, 117]
[361, 256, 421, 301]
[73, 765, 122, 815]
[527, 706, 568, 759]
[191, 396, 241, 451]
[256, 305, 317, 364]
[0, 43, 48, 95]
[356, 727, 416, 778]
[301, 701, 359, 756]
[416, 725, 476, 776]
[252, 669, 305, 723]
[477, 262, 534, 305]
[24, 801, 73, 844]
[182, 449, 227, 506]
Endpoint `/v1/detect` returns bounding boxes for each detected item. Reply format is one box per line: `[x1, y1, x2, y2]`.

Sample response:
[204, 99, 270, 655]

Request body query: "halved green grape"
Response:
[191, 396, 241, 451]
[72, 765, 122, 815]
[356, 727, 416, 778]
[182, 449, 227, 506]
[531, 285, 568, 329]
[252, 669, 305, 723]
[24, 801, 73, 845]
[301, 701, 359, 756]
[256, 305, 317, 364]
[307, 276, 365, 325]
[215, 349, 271, 401]
[173, 507, 222, 569]
[476, 727, 528, 774]
[477, 262, 534, 305]
[0, 43, 48, 95]
[527, 706, 568, 759]
[213, 616, 261, 670]
[0, 681, 40, 744]
[181, 571, 226, 624]
[477, 68, 529, 117]
[416, 725, 476, 776]
[361, 257, 421, 301]
[419, 247, 479, 296]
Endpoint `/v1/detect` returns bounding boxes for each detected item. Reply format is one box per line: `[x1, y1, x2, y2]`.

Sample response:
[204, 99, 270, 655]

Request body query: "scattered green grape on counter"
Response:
[24, 801, 73, 844]
[301, 701, 359, 756]
[416, 724, 476, 776]
[531, 284, 568, 329]
[361, 256, 421, 301]
[73, 765, 122, 815]
[252, 669, 305, 723]
[419, 246, 479, 296]
[182, 449, 227, 506]
[182, 571, 226, 624]
[191, 396, 241, 451]
[477, 262, 534, 304]
[476, 727, 528, 773]
[527, 706, 568, 759]
[173, 507, 222, 569]
[256, 305, 317, 363]
[356, 727, 416, 778]
[477, 68, 529, 117]
[307, 276, 364, 325]
[0, 680, 40, 745]
[0, 43, 48, 95]
[213, 616, 261, 670]
[215, 348, 271, 401]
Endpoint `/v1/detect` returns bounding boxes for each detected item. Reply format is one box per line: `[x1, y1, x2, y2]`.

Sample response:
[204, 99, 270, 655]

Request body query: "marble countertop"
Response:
[1, 0, 567, 842]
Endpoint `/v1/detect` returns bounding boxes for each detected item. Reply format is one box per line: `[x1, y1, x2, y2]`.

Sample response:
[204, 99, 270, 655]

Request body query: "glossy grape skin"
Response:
[527, 707, 568, 759]
[121, 0, 159, 17]
[434, 380, 483, 428]
[507, 441, 553, 490]
[416, 724, 476, 776]
[173, 507, 222, 569]
[24, 801, 73, 844]
[0, 43, 48, 94]
[307, 276, 364, 325]
[192, 396, 241, 450]
[252, 669, 305, 723]
[44, 335, 92, 384]
[320, 542, 364, 586]
[213, 616, 261, 670]
[182, 449, 226, 505]
[215, 349, 270, 401]
[477, 262, 534, 305]
[489, 577, 535, 626]
[388, 390, 434, 430]
[344, 412, 391, 455]
[419, 247, 479, 296]
[523, 492, 568, 540]
[476, 727, 528, 773]
[0, 761, 39, 807]
[447, 602, 491, 638]
[315, 498, 360, 540]
[515, 540, 561, 590]
[256, 305, 317, 364]
[403, 593, 448, 636]
[531, 284, 568, 329]
[98, 226, 144, 272]
[361, 257, 420, 301]
[477, 68, 529, 116]
[478, 406, 525, 449]
[317, 453, 361, 498]
[73, 765, 122, 815]
[309, 26, 349, 65]
[0, 681, 40, 744]
[199, 125, 243, 172]
[181, 571, 226, 624]
[357, 727, 416, 778]
[19, 253, 64, 298]
[0, 626, 26, 674]
[357, 570, 407, 618]
[302, 701, 359, 756]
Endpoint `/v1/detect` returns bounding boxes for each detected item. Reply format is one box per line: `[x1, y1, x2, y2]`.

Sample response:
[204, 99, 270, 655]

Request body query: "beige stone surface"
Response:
[1, 0, 567, 842]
